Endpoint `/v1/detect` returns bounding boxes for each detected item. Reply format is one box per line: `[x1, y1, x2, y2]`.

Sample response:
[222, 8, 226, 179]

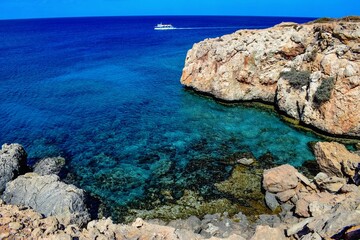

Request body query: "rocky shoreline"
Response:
[2, 18, 360, 239]
[1, 141, 360, 239]
[181, 17, 360, 137]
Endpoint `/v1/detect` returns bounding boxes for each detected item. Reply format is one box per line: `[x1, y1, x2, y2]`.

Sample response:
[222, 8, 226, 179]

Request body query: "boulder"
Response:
[314, 172, 346, 192]
[276, 189, 296, 203]
[263, 164, 299, 193]
[265, 191, 280, 211]
[295, 192, 344, 218]
[0, 143, 27, 193]
[33, 157, 66, 176]
[286, 217, 314, 236]
[2, 173, 89, 226]
[313, 142, 360, 182]
[250, 225, 286, 240]
[309, 211, 360, 239]
[308, 201, 333, 217]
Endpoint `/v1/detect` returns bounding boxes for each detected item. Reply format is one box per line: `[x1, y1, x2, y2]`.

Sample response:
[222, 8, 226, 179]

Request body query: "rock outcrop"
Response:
[0, 143, 27, 193]
[2, 173, 90, 226]
[314, 141, 360, 184]
[181, 19, 360, 137]
[261, 142, 360, 240]
[33, 156, 66, 176]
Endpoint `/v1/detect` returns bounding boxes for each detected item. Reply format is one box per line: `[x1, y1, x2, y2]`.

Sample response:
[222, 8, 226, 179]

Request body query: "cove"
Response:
[0, 16, 321, 222]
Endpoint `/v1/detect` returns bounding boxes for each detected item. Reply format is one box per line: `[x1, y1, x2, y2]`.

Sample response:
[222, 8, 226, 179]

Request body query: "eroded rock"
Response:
[0, 143, 27, 193]
[314, 142, 360, 183]
[33, 156, 66, 176]
[181, 21, 360, 137]
[2, 173, 90, 226]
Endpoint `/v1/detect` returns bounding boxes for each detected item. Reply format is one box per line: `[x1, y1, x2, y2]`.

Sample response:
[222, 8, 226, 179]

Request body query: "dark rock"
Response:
[265, 191, 280, 211]
[33, 157, 66, 176]
[0, 143, 27, 193]
[2, 173, 90, 226]
[255, 214, 281, 228]
[299, 160, 320, 178]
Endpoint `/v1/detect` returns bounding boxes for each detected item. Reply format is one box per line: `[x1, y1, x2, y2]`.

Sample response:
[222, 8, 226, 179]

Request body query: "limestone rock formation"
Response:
[0, 143, 27, 193]
[181, 20, 360, 136]
[2, 173, 90, 226]
[313, 141, 360, 183]
[33, 156, 66, 176]
[261, 143, 360, 239]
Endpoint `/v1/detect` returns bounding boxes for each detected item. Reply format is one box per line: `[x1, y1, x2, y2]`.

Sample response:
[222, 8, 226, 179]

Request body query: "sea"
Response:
[0, 16, 320, 221]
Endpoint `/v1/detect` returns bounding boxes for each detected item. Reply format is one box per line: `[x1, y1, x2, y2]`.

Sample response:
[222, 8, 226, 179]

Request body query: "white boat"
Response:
[154, 23, 176, 30]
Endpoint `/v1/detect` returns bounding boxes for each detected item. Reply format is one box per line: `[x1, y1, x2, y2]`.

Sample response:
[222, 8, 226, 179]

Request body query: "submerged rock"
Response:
[126, 190, 242, 223]
[0, 143, 27, 193]
[33, 156, 66, 176]
[181, 20, 360, 137]
[2, 173, 90, 226]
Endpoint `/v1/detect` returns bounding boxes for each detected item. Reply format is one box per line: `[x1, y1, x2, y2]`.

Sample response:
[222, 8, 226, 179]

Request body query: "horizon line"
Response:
[0, 14, 323, 21]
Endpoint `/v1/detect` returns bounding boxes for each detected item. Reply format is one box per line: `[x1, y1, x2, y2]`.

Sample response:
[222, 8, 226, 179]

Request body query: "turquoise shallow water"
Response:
[0, 16, 321, 220]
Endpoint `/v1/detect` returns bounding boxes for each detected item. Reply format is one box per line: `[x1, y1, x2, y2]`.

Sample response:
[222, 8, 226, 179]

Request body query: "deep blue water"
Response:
[0, 16, 319, 219]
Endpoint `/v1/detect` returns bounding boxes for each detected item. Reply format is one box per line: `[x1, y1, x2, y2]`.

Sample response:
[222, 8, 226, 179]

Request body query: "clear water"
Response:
[0, 16, 320, 220]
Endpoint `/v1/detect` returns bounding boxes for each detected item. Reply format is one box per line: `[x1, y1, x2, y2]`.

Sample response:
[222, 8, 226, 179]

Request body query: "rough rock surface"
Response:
[261, 143, 360, 239]
[33, 156, 66, 176]
[250, 225, 286, 240]
[2, 141, 360, 239]
[2, 173, 90, 226]
[263, 164, 299, 193]
[0, 143, 27, 193]
[0, 202, 249, 240]
[314, 141, 360, 183]
[181, 20, 360, 136]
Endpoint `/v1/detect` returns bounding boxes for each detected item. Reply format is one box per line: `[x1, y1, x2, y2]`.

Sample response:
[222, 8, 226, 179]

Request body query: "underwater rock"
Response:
[236, 157, 255, 166]
[33, 156, 66, 176]
[3, 173, 90, 226]
[0, 143, 27, 193]
[215, 165, 263, 199]
[126, 190, 242, 222]
[215, 165, 270, 216]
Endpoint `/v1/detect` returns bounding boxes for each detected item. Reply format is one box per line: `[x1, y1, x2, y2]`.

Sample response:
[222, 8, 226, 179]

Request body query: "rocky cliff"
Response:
[181, 19, 360, 137]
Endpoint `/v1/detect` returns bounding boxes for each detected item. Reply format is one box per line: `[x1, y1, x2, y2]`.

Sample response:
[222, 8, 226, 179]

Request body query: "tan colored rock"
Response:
[286, 217, 314, 236]
[309, 201, 332, 217]
[180, 21, 360, 136]
[9, 221, 23, 230]
[314, 172, 346, 192]
[263, 164, 299, 193]
[276, 189, 296, 202]
[314, 142, 360, 181]
[295, 191, 346, 217]
[250, 225, 287, 240]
